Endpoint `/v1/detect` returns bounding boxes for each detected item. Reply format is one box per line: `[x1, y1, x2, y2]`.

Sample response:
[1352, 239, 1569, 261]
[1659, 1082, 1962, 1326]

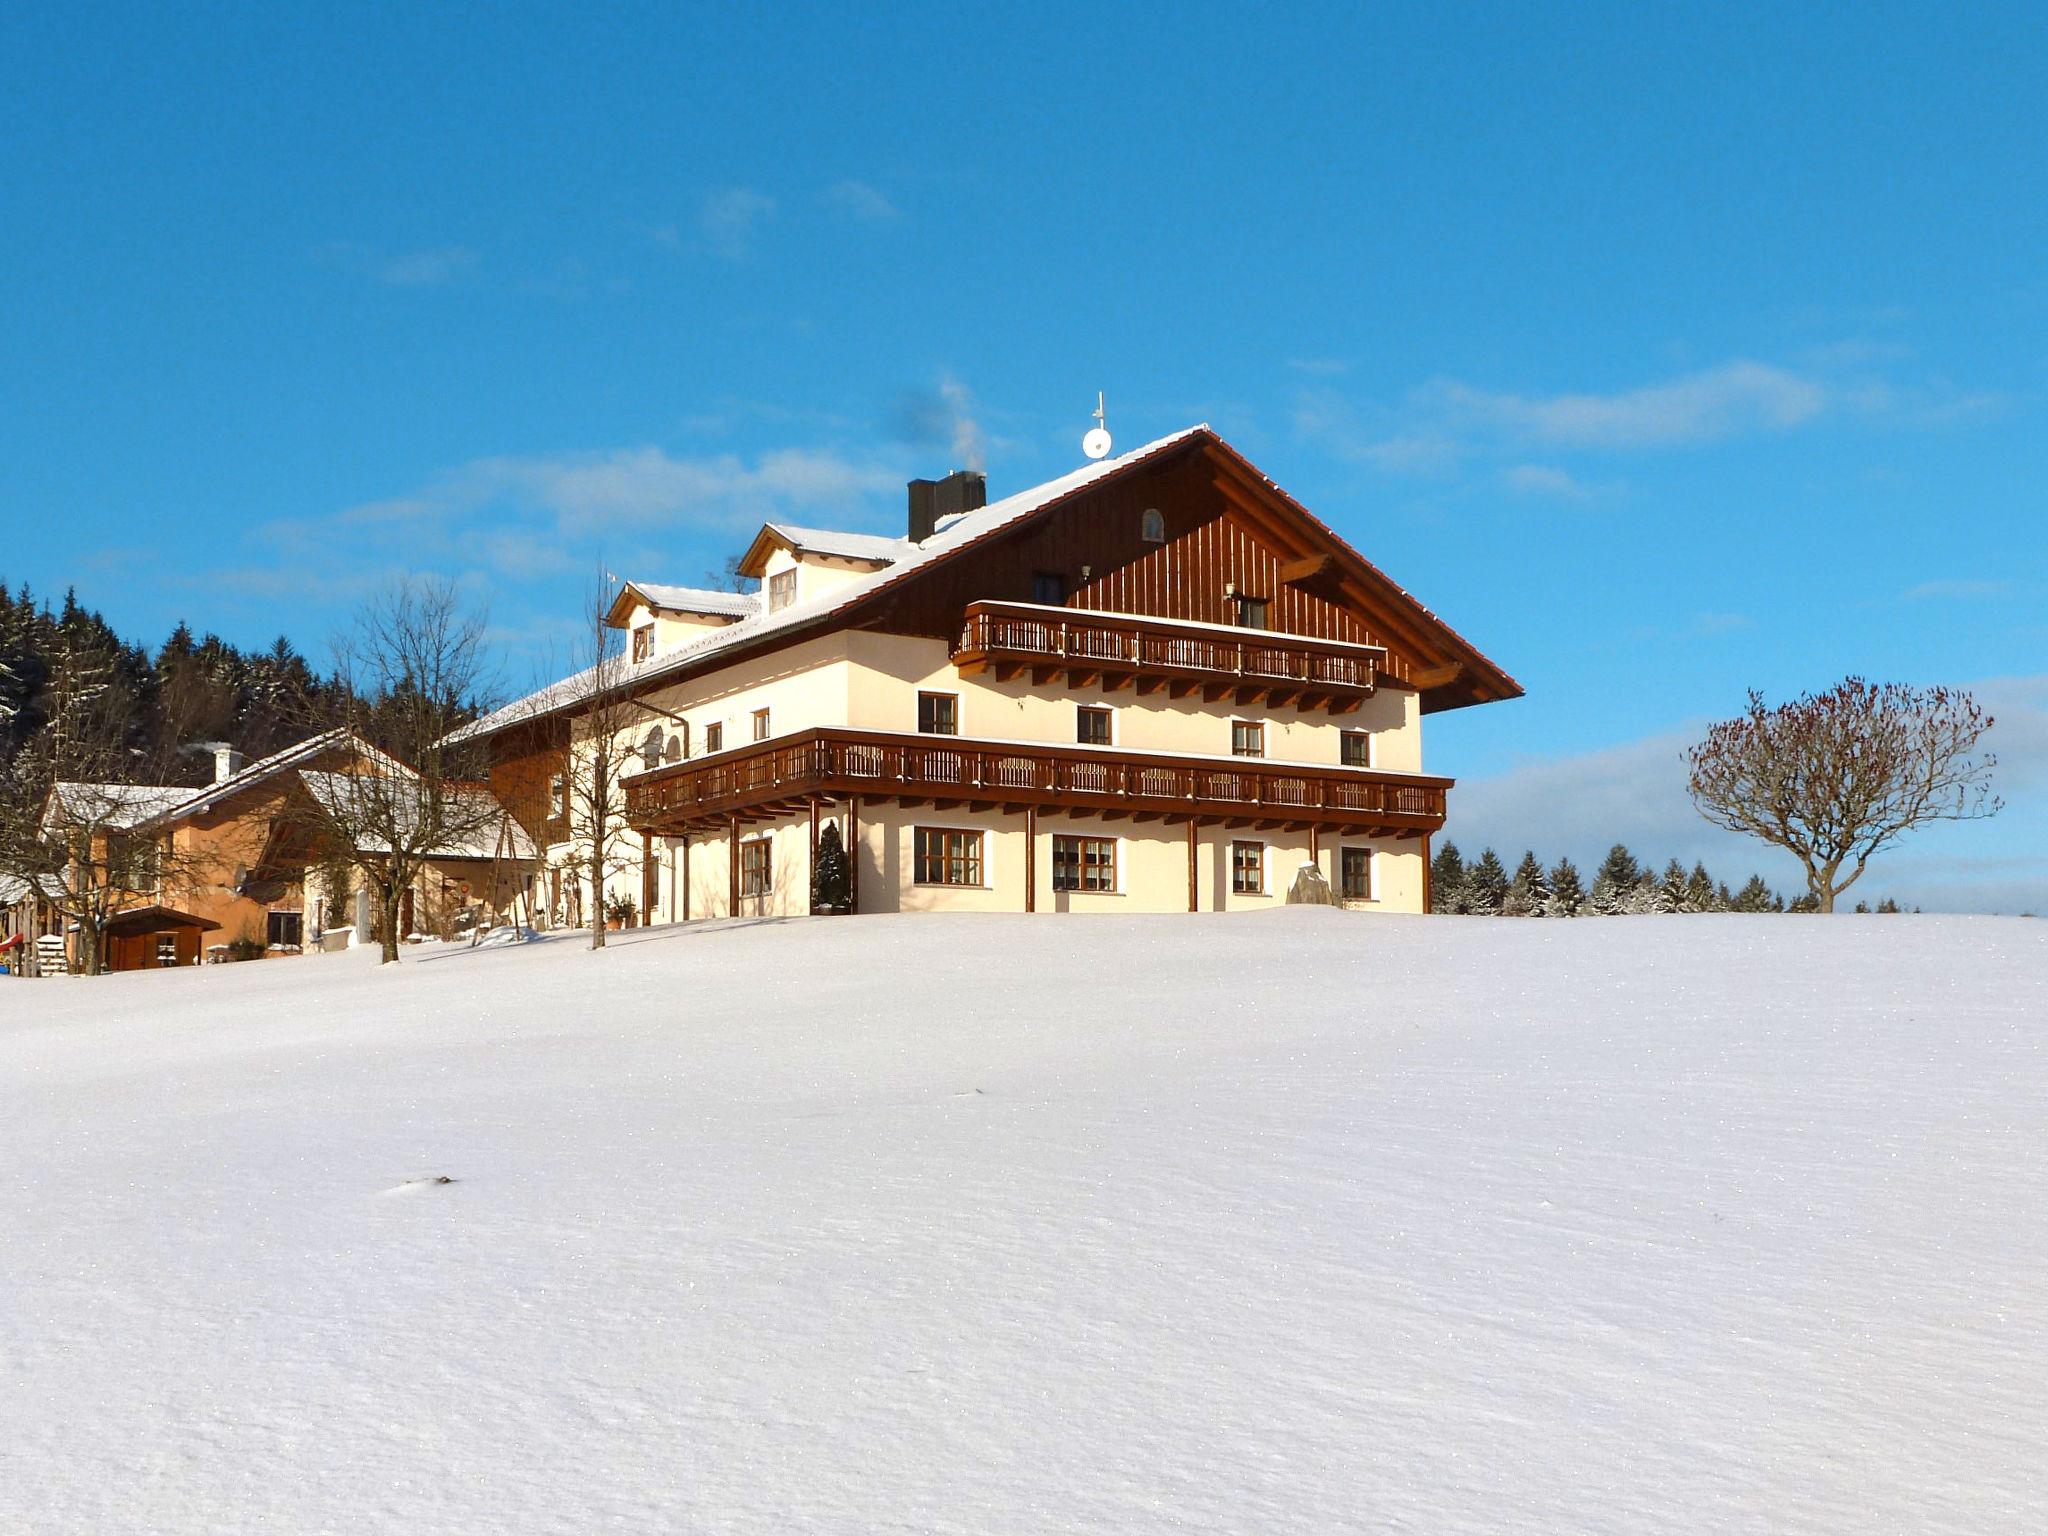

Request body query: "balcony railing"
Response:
[952, 601, 1384, 704]
[625, 726, 1448, 835]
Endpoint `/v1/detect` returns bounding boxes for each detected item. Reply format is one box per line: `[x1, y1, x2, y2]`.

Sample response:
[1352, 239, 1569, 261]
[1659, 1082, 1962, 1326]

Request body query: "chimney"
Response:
[212, 744, 245, 783]
[907, 469, 986, 543]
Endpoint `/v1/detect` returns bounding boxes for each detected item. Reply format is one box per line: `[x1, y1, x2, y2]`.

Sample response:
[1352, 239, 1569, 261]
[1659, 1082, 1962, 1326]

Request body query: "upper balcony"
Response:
[951, 601, 1384, 714]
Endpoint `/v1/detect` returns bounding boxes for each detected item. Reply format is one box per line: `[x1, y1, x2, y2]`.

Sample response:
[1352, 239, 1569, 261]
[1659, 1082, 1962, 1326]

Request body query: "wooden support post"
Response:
[1310, 825, 1319, 865]
[1025, 805, 1037, 913]
[1421, 832, 1433, 914]
[681, 836, 691, 922]
[809, 797, 821, 916]
[729, 815, 741, 918]
[1187, 817, 1199, 912]
[849, 797, 861, 914]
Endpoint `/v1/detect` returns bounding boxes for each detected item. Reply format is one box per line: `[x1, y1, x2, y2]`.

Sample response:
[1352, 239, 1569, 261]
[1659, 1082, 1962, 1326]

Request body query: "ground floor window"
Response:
[155, 933, 178, 966]
[740, 838, 772, 898]
[1231, 840, 1265, 895]
[267, 909, 303, 948]
[1052, 835, 1116, 892]
[1341, 845, 1374, 900]
[914, 827, 984, 886]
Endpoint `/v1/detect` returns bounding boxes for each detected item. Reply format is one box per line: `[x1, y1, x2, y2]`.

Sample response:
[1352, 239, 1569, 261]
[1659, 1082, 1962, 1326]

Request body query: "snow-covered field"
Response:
[2, 911, 2043, 1534]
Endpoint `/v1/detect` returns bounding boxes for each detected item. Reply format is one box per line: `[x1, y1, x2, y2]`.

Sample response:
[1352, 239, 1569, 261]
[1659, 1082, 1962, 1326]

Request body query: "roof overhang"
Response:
[105, 904, 222, 935]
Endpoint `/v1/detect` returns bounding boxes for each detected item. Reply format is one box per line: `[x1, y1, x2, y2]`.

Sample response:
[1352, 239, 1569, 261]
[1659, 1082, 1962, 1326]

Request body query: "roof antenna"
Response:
[1082, 392, 1113, 460]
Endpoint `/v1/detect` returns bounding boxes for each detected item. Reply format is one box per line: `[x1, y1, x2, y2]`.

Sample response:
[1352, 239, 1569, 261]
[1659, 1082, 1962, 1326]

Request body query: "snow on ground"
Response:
[2, 911, 2043, 1534]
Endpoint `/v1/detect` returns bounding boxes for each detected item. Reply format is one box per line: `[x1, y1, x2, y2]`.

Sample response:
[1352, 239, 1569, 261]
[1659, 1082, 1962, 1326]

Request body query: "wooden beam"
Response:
[849, 798, 860, 912]
[993, 661, 1023, 683]
[682, 835, 690, 922]
[955, 658, 990, 678]
[1169, 680, 1201, 700]
[1031, 665, 1058, 686]
[1413, 662, 1465, 690]
[1201, 682, 1233, 703]
[1278, 553, 1336, 585]
[809, 798, 820, 917]
[1187, 817, 1198, 912]
[1421, 831, 1432, 913]
[728, 815, 740, 917]
[1025, 805, 1036, 914]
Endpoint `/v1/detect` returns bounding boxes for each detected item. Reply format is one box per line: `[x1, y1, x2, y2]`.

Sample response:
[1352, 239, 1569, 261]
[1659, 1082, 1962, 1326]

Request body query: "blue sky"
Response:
[4, 3, 2043, 909]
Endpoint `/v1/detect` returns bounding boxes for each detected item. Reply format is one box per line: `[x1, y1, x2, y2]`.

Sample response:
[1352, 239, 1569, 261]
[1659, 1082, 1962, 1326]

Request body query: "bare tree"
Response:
[0, 640, 191, 974]
[555, 570, 647, 950]
[1687, 678, 2000, 912]
[289, 579, 502, 963]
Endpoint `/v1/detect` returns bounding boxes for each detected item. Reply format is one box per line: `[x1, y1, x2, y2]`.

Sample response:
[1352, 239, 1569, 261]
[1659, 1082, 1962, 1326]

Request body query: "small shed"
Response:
[103, 905, 221, 971]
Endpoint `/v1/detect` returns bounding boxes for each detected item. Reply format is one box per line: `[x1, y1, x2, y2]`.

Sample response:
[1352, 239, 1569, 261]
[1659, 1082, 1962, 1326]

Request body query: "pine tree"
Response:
[1544, 856, 1585, 917]
[1877, 897, 1901, 914]
[1504, 850, 1548, 917]
[811, 821, 852, 913]
[1466, 848, 1508, 915]
[1686, 861, 1719, 913]
[1658, 858, 1690, 913]
[1430, 841, 1468, 914]
[1590, 843, 1641, 914]
[1732, 874, 1777, 913]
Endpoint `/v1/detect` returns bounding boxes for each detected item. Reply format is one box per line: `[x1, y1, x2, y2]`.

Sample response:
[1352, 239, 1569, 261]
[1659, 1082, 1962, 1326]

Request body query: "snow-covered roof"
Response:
[456, 425, 1210, 744]
[758, 523, 908, 566]
[297, 772, 535, 861]
[624, 583, 760, 619]
[145, 729, 408, 826]
[43, 782, 189, 832]
[0, 872, 69, 906]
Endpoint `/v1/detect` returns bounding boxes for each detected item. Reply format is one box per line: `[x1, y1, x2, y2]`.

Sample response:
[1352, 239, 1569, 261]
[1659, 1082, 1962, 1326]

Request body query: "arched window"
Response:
[639, 725, 664, 770]
[1140, 508, 1165, 543]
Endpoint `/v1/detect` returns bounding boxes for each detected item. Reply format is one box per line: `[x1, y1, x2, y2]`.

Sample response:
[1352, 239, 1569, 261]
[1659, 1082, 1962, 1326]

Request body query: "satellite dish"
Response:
[1082, 391, 1112, 459]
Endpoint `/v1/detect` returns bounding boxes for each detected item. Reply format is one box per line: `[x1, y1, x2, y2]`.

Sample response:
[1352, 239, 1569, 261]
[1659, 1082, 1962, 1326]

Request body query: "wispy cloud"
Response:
[1286, 357, 1351, 377]
[823, 179, 898, 221]
[376, 246, 480, 288]
[1905, 578, 2018, 602]
[1502, 463, 1598, 502]
[1431, 361, 1829, 449]
[699, 187, 776, 258]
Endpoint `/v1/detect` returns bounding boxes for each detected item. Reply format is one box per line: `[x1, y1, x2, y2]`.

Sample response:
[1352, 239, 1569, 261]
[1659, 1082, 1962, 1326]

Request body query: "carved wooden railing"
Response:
[953, 601, 1383, 692]
[625, 726, 1447, 832]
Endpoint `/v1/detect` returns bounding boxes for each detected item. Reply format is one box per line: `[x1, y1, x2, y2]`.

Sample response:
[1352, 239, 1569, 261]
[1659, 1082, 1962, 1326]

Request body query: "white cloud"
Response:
[823, 180, 897, 221]
[1904, 578, 2018, 602]
[1432, 361, 1829, 449]
[1502, 464, 1597, 501]
[377, 247, 480, 288]
[698, 188, 776, 258]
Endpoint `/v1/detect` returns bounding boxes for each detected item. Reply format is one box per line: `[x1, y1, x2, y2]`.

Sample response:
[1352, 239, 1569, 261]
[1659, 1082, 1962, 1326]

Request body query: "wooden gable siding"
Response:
[866, 452, 1425, 684]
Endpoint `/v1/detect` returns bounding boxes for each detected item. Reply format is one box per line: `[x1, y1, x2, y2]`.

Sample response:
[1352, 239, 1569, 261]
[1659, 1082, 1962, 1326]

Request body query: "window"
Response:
[155, 933, 178, 967]
[1231, 840, 1265, 895]
[769, 568, 797, 613]
[704, 721, 723, 754]
[1341, 846, 1375, 901]
[918, 691, 959, 736]
[1340, 730, 1372, 768]
[752, 708, 771, 742]
[1140, 507, 1166, 543]
[632, 623, 655, 662]
[740, 838, 772, 898]
[267, 910, 303, 949]
[1233, 594, 1269, 629]
[1076, 706, 1112, 746]
[1231, 720, 1264, 758]
[549, 774, 568, 818]
[1052, 835, 1116, 892]
[914, 827, 984, 886]
[674, 723, 690, 759]
[1031, 570, 1065, 605]
[639, 725, 665, 770]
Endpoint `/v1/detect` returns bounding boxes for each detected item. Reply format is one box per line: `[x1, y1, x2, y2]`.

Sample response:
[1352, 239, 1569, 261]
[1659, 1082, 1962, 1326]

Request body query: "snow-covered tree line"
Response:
[1430, 842, 1909, 917]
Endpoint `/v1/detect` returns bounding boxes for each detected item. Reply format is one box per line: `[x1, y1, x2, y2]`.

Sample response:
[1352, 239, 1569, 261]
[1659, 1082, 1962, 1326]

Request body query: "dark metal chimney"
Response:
[907, 469, 986, 542]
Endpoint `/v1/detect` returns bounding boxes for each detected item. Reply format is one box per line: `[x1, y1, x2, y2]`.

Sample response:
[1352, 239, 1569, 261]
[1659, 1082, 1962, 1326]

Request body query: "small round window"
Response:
[1140, 508, 1165, 543]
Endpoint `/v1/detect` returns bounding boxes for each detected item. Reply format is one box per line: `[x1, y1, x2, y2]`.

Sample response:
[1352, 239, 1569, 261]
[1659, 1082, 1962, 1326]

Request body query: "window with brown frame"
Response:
[1231, 840, 1265, 895]
[1231, 720, 1264, 758]
[1031, 570, 1065, 605]
[631, 623, 655, 663]
[704, 721, 723, 754]
[1076, 706, 1111, 746]
[1340, 730, 1371, 768]
[1052, 835, 1116, 892]
[752, 708, 771, 742]
[1341, 846, 1374, 900]
[1233, 594, 1270, 629]
[1140, 507, 1166, 543]
[549, 774, 568, 818]
[768, 569, 797, 613]
[914, 827, 984, 886]
[918, 691, 959, 735]
[740, 838, 772, 898]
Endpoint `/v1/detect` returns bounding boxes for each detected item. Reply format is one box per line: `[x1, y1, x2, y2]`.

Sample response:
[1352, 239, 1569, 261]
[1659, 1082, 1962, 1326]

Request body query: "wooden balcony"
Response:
[625, 726, 1449, 838]
[952, 601, 1385, 714]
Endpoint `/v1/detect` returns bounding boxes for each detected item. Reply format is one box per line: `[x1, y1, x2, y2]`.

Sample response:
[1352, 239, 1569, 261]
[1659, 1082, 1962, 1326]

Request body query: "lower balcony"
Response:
[624, 726, 1449, 838]
[953, 601, 1385, 714]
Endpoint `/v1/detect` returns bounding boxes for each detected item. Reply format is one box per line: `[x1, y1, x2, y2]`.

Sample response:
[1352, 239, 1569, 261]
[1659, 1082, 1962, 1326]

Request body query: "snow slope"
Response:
[2, 912, 2043, 1534]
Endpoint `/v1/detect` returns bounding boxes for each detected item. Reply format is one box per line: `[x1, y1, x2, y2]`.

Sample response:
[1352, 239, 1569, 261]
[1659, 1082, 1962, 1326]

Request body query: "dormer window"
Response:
[1232, 594, 1270, 630]
[768, 569, 797, 613]
[631, 624, 655, 662]
[1140, 508, 1165, 543]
